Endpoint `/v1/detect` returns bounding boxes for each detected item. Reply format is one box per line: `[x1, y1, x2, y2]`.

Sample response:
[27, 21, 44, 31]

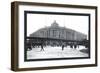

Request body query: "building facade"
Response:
[29, 21, 87, 41]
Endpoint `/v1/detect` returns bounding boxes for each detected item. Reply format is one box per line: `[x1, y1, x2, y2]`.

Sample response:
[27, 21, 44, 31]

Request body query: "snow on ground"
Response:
[27, 46, 89, 60]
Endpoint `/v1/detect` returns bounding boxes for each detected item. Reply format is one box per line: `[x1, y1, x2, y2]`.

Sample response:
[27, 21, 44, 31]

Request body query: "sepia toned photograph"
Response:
[24, 11, 90, 61]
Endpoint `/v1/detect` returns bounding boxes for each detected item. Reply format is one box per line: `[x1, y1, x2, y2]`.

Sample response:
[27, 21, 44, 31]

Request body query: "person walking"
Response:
[62, 44, 64, 51]
[41, 44, 44, 51]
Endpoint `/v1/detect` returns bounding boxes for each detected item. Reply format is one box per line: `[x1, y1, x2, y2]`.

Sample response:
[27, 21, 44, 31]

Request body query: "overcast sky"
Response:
[27, 14, 89, 37]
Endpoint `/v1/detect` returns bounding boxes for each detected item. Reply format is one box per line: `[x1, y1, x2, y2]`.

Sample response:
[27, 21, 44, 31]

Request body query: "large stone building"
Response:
[29, 21, 87, 41]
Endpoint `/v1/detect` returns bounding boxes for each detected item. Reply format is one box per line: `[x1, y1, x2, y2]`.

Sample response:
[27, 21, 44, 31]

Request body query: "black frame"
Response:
[11, 1, 98, 71]
[24, 11, 91, 61]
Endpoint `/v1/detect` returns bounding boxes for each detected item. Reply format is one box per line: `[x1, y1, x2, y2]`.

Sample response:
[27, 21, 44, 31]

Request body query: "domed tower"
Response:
[51, 20, 59, 27]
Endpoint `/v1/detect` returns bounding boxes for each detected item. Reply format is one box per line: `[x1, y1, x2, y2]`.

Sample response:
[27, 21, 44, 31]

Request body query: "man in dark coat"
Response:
[41, 44, 44, 51]
[62, 44, 64, 51]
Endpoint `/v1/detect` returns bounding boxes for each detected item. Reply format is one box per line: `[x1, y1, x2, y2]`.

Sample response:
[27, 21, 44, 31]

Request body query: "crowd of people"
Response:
[26, 41, 88, 51]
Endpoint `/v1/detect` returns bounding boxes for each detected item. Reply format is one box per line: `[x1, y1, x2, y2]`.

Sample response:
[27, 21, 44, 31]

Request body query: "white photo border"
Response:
[18, 5, 96, 68]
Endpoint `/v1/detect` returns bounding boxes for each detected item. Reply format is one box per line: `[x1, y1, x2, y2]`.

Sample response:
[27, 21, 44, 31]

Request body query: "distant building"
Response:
[29, 20, 87, 41]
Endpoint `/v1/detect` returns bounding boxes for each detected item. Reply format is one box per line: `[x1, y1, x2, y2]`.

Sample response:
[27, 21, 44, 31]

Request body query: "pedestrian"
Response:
[74, 44, 77, 49]
[70, 44, 73, 48]
[62, 44, 64, 51]
[41, 44, 44, 51]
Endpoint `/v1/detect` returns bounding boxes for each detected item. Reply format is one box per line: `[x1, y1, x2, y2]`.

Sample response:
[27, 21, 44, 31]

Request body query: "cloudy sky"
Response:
[27, 13, 89, 37]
